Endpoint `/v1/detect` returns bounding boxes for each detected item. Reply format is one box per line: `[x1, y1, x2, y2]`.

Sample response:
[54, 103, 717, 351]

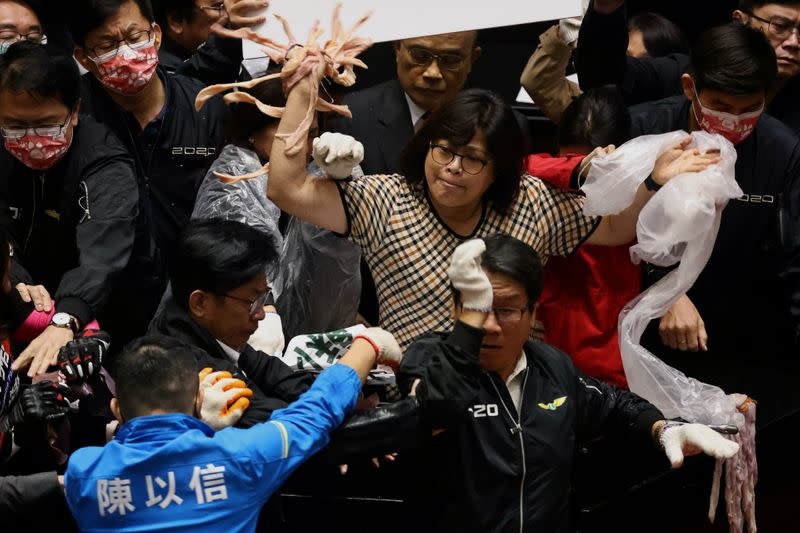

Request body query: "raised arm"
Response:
[576, 0, 686, 105]
[586, 138, 721, 246]
[520, 24, 582, 125]
[266, 62, 348, 234]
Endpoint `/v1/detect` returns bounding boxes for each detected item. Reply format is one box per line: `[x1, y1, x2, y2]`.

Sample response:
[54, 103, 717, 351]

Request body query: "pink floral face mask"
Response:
[89, 36, 159, 95]
[692, 88, 763, 145]
[3, 118, 73, 170]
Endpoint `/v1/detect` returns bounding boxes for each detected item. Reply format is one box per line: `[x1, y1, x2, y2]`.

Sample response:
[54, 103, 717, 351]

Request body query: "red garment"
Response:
[526, 154, 641, 388]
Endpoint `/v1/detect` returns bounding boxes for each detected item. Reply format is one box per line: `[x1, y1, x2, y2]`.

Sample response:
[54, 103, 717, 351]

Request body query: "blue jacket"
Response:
[64, 364, 360, 532]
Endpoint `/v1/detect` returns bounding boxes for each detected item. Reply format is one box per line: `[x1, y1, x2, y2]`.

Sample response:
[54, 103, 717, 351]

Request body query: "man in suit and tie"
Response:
[329, 31, 481, 176]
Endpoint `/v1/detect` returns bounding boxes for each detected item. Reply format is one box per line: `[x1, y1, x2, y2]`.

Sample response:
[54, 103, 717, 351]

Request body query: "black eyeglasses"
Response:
[0, 111, 74, 140]
[429, 144, 490, 175]
[0, 29, 47, 45]
[404, 46, 466, 71]
[456, 303, 530, 324]
[222, 290, 272, 316]
[747, 12, 800, 41]
[87, 28, 153, 59]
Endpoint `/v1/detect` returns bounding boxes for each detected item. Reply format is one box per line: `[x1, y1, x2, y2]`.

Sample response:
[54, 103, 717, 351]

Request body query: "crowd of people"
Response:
[0, 0, 798, 531]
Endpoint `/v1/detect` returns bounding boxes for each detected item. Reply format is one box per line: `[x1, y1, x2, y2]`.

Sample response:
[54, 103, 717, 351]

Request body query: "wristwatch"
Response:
[644, 174, 662, 192]
[50, 312, 79, 334]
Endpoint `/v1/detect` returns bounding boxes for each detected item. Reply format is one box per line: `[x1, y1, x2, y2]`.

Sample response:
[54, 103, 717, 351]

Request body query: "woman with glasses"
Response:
[0, 41, 145, 377]
[267, 56, 717, 349]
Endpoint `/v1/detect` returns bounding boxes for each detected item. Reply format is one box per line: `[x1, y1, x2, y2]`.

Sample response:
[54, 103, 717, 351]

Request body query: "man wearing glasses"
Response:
[329, 31, 481, 177]
[577, 0, 800, 134]
[0, 0, 45, 54]
[0, 42, 142, 377]
[149, 218, 314, 429]
[70, 0, 226, 259]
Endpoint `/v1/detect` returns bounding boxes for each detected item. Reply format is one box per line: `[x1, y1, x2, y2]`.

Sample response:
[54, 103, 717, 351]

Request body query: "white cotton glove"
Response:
[248, 311, 285, 356]
[198, 368, 254, 431]
[447, 239, 493, 312]
[353, 327, 402, 370]
[312, 132, 364, 179]
[558, 0, 590, 44]
[659, 423, 740, 469]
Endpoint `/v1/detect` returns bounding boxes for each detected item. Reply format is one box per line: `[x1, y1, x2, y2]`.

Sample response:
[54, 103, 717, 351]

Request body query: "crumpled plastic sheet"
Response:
[583, 131, 744, 426]
[192, 144, 284, 281]
[191, 145, 362, 340]
[272, 163, 362, 339]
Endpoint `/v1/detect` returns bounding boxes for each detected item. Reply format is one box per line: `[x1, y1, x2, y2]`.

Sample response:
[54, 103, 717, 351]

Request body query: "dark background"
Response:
[346, 0, 739, 101]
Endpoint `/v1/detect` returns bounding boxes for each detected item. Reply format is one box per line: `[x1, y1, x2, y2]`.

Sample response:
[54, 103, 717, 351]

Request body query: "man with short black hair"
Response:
[577, 0, 800, 133]
[65, 332, 401, 531]
[0, 0, 45, 54]
[398, 236, 739, 532]
[149, 218, 312, 427]
[70, 0, 226, 256]
[330, 30, 481, 177]
[0, 41, 146, 375]
[612, 23, 800, 431]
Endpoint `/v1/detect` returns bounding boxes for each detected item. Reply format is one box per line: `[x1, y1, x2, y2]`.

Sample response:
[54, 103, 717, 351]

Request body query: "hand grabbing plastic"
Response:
[0, 381, 70, 432]
[447, 239, 492, 312]
[248, 311, 285, 356]
[353, 327, 402, 370]
[198, 368, 254, 430]
[312, 132, 364, 179]
[57, 329, 111, 383]
[659, 423, 740, 468]
[652, 137, 720, 186]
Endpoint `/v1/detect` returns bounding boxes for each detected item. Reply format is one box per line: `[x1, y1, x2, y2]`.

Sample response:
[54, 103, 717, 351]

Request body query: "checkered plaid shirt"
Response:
[337, 174, 600, 348]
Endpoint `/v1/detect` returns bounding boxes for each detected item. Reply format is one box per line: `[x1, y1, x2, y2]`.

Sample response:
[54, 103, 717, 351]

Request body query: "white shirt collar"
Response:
[216, 340, 241, 365]
[505, 352, 528, 387]
[404, 92, 428, 127]
[505, 352, 528, 414]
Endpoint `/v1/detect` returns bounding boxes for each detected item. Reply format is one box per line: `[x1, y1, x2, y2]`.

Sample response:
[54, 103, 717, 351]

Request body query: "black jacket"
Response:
[327, 79, 414, 176]
[148, 295, 314, 428]
[575, 2, 687, 105]
[159, 33, 243, 86]
[0, 471, 61, 516]
[630, 96, 800, 353]
[576, 1, 800, 136]
[397, 322, 663, 533]
[0, 117, 140, 327]
[80, 68, 226, 253]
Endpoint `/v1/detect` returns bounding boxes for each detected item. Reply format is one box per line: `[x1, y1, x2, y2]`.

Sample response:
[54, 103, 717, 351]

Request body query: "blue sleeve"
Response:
[234, 364, 361, 491]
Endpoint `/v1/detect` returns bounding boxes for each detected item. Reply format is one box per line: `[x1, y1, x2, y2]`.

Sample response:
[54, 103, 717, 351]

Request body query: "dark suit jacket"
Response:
[328, 79, 415, 176]
[148, 294, 315, 428]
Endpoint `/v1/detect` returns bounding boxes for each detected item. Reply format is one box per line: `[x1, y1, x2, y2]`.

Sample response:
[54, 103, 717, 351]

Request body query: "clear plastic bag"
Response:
[271, 165, 362, 340]
[192, 146, 362, 339]
[192, 144, 283, 280]
[582, 131, 745, 425]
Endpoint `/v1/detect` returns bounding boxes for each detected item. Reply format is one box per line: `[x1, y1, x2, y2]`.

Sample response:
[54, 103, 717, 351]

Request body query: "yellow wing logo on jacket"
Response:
[538, 396, 567, 411]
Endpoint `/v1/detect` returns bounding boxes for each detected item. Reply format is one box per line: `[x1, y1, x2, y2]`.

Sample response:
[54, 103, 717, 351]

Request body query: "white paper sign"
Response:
[243, 0, 582, 58]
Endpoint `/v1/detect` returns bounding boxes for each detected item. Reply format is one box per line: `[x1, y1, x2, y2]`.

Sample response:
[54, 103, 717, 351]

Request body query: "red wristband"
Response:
[353, 335, 380, 358]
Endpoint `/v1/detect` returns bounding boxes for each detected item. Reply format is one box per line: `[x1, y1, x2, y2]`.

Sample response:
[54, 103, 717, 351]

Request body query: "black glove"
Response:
[0, 381, 70, 432]
[57, 329, 111, 383]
